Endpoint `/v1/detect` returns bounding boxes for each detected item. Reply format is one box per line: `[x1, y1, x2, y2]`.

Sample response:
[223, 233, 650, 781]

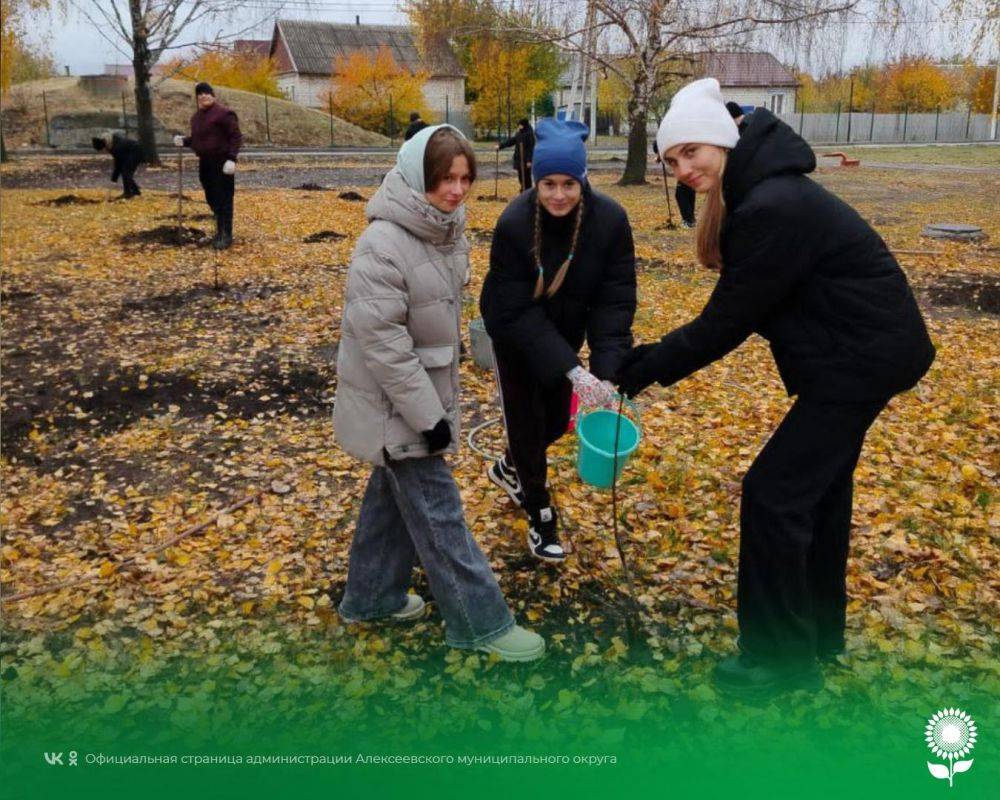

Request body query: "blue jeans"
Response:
[338, 455, 515, 649]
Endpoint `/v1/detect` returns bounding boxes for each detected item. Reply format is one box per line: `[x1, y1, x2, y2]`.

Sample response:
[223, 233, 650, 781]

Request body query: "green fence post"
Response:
[328, 93, 334, 148]
[42, 90, 51, 146]
[264, 93, 271, 144]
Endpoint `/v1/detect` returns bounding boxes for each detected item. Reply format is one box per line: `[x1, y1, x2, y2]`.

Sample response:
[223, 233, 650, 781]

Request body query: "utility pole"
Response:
[846, 76, 854, 142]
[991, 47, 999, 140]
[588, 7, 599, 146]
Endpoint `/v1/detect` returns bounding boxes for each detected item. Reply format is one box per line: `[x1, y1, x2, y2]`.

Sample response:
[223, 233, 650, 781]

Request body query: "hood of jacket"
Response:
[366, 167, 466, 247]
[723, 109, 816, 210]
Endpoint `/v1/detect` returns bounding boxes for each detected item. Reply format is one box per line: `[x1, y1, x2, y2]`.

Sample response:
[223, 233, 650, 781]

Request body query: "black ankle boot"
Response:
[211, 213, 226, 249]
[714, 652, 823, 694]
[216, 211, 233, 249]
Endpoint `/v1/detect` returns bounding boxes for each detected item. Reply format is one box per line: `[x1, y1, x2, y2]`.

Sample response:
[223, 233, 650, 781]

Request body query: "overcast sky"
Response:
[26, 1, 998, 79]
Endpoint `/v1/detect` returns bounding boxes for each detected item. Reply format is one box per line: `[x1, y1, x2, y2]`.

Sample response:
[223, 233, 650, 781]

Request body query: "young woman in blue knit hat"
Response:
[479, 118, 637, 563]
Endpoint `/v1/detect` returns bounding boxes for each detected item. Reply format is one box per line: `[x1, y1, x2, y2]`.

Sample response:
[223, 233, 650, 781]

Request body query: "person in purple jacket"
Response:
[173, 82, 243, 249]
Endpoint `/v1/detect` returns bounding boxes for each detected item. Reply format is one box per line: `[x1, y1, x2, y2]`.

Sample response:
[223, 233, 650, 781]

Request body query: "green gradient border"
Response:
[3, 649, 996, 799]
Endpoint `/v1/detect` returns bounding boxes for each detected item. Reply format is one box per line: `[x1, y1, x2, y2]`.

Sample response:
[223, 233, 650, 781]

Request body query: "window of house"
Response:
[769, 94, 784, 114]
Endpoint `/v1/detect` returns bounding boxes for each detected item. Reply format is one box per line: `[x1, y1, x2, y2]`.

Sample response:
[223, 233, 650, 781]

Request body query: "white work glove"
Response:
[222, 159, 236, 176]
[173, 135, 185, 147]
[567, 366, 617, 409]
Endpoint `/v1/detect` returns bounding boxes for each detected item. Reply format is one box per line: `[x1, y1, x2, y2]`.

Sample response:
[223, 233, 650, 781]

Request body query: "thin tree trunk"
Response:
[619, 103, 648, 185]
[130, 0, 160, 165]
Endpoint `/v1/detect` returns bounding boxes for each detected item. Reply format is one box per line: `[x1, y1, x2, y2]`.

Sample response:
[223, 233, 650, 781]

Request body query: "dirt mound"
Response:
[923, 272, 1000, 315]
[303, 230, 347, 243]
[295, 183, 329, 191]
[337, 190, 365, 201]
[475, 195, 508, 203]
[156, 212, 214, 222]
[1, 288, 36, 303]
[123, 225, 207, 246]
[120, 282, 286, 314]
[32, 194, 100, 207]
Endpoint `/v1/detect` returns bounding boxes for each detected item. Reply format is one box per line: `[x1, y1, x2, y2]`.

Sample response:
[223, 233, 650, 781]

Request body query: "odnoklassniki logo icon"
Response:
[926, 708, 977, 787]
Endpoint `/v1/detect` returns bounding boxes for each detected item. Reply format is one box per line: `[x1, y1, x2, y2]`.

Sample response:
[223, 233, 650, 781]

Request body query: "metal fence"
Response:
[778, 110, 997, 144]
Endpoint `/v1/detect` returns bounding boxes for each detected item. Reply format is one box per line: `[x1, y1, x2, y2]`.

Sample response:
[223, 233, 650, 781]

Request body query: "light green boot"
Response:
[477, 625, 545, 662]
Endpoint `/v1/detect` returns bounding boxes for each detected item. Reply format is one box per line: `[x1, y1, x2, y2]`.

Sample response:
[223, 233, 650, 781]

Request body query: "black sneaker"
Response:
[488, 456, 524, 507]
[526, 506, 565, 563]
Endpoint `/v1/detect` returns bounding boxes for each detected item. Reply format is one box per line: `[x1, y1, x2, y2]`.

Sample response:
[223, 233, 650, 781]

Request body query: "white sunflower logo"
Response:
[925, 708, 977, 786]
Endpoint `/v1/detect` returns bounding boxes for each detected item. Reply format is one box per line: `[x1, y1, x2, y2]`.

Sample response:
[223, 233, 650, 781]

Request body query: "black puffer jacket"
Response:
[638, 109, 935, 402]
[109, 134, 144, 182]
[480, 182, 637, 385]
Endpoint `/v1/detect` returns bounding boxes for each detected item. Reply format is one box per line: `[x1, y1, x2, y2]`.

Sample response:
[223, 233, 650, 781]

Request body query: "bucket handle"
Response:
[574, 394, 642, 436]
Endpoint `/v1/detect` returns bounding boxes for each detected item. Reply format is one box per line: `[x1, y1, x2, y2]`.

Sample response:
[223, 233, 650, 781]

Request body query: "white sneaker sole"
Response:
[477, 639, 546, 662]
[526, 530, 566, 564]
[340, 596, 425, 624]
[392, 596, 426, 621]
[488, 466, 524, 507]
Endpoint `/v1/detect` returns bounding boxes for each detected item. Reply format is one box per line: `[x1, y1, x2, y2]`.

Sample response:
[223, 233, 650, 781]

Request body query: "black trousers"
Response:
[675, 182, 695, 224]
[738, 396, 888, 666]
[493, 342, 572, 512]
[121, 167, 141, 197]
[198, 158, 235, 235]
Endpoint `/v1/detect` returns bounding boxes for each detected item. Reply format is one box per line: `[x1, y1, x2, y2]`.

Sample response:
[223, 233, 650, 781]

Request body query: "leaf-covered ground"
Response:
[1, 164, 997, 743]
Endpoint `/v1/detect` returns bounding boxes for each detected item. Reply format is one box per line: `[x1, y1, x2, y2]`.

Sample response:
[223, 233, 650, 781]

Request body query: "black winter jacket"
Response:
[498, 126, 535, 171]
[404, 119, 428, 141]
[109, 134, 144, 182]
[638, 109, 935, 402]
[480, 182, 637, 385]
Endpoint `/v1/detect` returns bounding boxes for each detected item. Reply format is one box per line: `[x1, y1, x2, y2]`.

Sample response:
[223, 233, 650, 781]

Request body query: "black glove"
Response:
[615, 343, 661, 398]
[421, 418, 452, 452]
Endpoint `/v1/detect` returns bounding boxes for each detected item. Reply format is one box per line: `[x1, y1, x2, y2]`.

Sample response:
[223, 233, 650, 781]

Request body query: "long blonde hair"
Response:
[696, 151, 727, 271]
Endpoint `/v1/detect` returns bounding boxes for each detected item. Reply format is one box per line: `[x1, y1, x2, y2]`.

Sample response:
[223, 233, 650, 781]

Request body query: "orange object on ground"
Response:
[821, 152, 860, 167]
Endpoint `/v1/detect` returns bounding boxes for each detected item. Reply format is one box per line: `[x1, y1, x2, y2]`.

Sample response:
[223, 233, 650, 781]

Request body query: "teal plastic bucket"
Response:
[575, 405, 641, 489]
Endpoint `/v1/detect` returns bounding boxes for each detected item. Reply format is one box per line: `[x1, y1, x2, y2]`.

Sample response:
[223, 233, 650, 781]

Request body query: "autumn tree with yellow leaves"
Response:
[326, 47, 429, 137]
[1, 0, 55, 93]
[467, 39, 549, 131]
[159, 49, 282, 97]
[879, 57, 956, 112]
[406, 0, 560, 134]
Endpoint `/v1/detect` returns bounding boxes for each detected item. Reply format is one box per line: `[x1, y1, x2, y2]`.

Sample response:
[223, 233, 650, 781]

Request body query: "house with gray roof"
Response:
[269, 19, 466, 121]
[698, 52, 799, 114]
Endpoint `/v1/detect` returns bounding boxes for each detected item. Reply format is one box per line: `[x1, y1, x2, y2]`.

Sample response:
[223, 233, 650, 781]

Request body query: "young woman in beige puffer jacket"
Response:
[333, 125, 544, 662]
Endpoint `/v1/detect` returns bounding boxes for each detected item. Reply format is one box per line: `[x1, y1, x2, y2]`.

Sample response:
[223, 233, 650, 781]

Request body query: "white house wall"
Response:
[278, 72, 465, 117]
[722, 87, 798, 114]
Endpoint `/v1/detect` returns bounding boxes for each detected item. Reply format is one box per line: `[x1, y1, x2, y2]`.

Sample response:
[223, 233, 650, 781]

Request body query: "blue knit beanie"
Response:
[531, 118, 589, 182]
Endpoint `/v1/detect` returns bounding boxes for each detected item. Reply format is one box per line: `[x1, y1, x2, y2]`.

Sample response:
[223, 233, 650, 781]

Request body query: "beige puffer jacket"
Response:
[333, 168, 470, 466]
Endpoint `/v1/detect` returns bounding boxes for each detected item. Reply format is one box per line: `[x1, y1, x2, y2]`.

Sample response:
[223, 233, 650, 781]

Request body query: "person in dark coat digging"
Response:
[404, 111, 429, 141]
[497, 118, 536, 192]
[174, 82, 242, 249]
[92, 132, 144, 199]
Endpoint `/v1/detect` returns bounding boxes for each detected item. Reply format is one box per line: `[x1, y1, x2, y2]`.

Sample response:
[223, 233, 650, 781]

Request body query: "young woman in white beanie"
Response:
[334, 125, 544, 661]
[616, 78, 935, 693]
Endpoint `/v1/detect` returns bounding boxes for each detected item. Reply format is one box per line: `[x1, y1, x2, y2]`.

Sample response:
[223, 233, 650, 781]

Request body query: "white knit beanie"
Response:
[656, 78, 740, 157]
